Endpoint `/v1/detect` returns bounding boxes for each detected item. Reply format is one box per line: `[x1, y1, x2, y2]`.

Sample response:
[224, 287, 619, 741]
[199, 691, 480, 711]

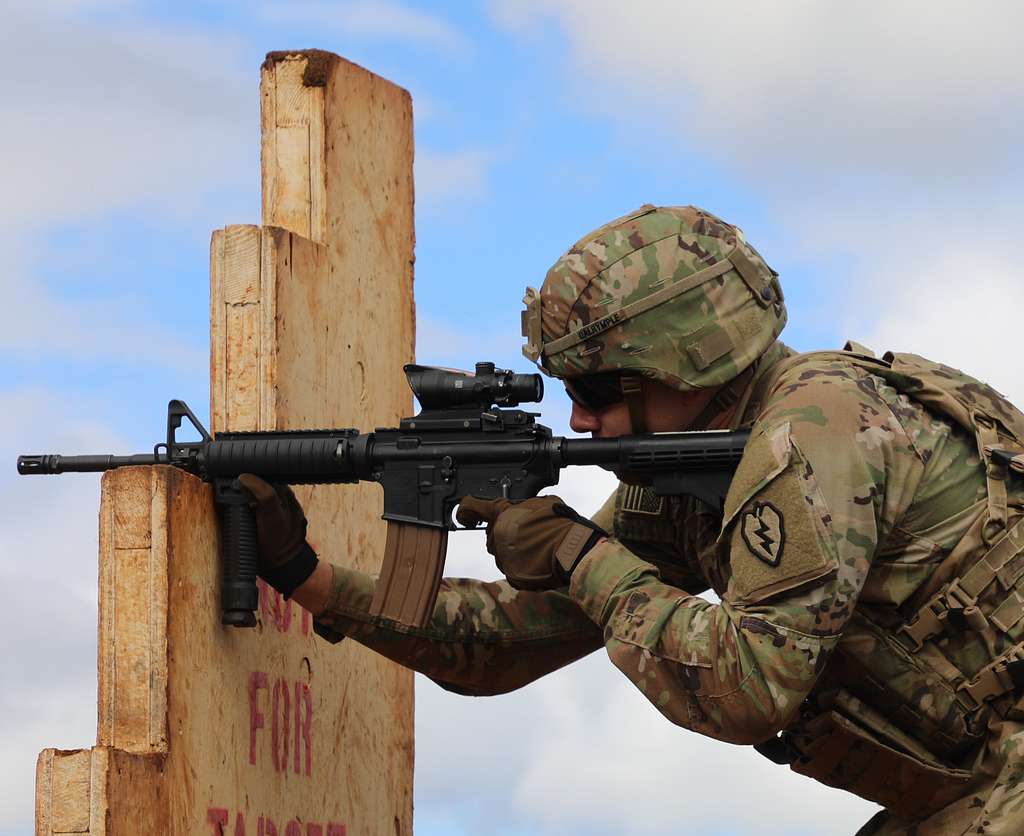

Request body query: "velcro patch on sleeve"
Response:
[720, 424, 838, 604]
[740, 501, 786, 566]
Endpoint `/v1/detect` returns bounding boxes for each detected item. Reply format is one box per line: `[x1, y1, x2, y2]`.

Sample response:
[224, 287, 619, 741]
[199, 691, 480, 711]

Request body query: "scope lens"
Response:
[503, 373, 543, 405]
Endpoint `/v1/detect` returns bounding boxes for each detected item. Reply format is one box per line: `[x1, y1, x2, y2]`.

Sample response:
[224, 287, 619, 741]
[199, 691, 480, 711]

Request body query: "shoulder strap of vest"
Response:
[774, 345, 1024, 708]
[777, 343, 1024, 446]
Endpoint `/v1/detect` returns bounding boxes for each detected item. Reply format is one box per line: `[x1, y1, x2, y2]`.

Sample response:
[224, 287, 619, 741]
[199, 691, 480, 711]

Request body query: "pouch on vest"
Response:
[829, 611, 983, 760]
[780, 690, 974, 819]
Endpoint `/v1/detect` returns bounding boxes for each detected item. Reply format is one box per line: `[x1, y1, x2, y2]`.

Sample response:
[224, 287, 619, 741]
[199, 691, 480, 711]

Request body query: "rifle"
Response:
[18, 362, 748, 629]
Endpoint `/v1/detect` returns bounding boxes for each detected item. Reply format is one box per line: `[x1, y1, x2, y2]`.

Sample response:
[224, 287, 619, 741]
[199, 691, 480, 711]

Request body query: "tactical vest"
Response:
[759, 346, 1024, 819]
[617, 345, 1024, 819]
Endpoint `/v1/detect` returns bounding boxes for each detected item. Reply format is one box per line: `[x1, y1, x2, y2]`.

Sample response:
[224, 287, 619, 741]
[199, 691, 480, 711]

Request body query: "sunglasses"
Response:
[564, 373, 628, 412]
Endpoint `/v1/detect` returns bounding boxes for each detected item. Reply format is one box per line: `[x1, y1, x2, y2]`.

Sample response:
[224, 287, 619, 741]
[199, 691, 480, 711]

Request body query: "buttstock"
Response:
[369, 521, 447, 628]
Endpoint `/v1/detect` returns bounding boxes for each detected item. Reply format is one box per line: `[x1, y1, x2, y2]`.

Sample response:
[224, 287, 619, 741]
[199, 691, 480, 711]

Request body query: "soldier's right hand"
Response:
[456, 495, 606, 591]
[237, 473, 319, 598]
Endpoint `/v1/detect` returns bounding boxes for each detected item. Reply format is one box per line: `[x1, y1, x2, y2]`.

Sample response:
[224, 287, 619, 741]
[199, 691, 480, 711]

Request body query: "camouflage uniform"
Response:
[314, 207, 1024, 834]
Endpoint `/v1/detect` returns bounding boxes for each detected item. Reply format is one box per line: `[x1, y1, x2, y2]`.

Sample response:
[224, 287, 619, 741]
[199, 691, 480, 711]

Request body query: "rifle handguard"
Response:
[369, 521, 447, 628]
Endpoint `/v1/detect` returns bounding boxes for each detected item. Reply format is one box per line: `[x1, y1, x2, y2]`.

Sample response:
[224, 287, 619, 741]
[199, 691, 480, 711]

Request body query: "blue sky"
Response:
[2, 1, 1023, 834]
[3, 0, 837, 449]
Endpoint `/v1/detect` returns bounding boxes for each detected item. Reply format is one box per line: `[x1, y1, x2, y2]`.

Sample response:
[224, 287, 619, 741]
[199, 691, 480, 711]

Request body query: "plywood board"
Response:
[36, 49, 415, 835]
[95, 465, 404, 833]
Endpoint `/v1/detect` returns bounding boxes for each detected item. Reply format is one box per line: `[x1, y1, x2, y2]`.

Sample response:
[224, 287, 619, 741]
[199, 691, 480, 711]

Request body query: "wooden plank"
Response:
[261, 54, 327, 241]
[97, 468, 168, 753]
[36, 748, 163, 835]
[261, 51, 411, 253]
[36, 748, 91, 834]
[210, 225, 264, 434]
[35, 47, 414, 835]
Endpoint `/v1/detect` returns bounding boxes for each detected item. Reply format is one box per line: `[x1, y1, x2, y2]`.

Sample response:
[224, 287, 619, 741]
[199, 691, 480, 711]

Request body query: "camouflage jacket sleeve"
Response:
[568, 361, 927, 744]
[314, 568, 601, 695]
[311, 489, 620, 695]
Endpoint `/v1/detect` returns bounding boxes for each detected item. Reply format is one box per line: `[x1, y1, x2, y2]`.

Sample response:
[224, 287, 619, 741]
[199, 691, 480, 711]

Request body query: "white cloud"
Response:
[492, 0, 1024, 181]
[258, 0, 468, 54]
[0, 7, 254, 228]
[415, 147, 494, 208]
[491, 0, 1022, 404]
[513, 662, 878, 835]
[414, 313, 483, 365]
[0, 231, 207, 371]
[0, 7, 253, 369]
[0, 389, 135, 833]
[841, 221, 1023, 407]
[0, 679, 96, 836]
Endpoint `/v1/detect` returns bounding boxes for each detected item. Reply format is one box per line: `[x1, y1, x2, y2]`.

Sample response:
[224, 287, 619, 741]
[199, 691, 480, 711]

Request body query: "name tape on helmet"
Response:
[575, 310, 625, 341]
[538, 249, 739, 359]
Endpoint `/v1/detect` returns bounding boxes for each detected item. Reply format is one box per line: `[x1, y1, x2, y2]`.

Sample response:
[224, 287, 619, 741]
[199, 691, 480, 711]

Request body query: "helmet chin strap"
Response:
[688, 362, 758, 430]
[620, 375, 647, 434]
[620, 362, 759, 434]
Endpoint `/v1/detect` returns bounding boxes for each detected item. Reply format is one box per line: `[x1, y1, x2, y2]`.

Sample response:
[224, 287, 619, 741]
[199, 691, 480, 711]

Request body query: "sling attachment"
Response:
[956, 643, 1024, 712]
[689, 363, 757, 431]
[898, 512, 1024, 652]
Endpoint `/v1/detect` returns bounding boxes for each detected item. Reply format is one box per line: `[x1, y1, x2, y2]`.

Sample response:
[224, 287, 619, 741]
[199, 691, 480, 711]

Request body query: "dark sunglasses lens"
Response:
[565, 375, 624, 410]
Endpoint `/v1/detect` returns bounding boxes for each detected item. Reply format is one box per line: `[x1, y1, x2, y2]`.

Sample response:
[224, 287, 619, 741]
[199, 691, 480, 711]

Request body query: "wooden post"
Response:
[35, 50, 415, 835]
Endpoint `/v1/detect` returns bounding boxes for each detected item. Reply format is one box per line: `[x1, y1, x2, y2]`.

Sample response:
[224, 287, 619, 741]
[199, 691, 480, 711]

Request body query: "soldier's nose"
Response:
[569, 402, 600, 434]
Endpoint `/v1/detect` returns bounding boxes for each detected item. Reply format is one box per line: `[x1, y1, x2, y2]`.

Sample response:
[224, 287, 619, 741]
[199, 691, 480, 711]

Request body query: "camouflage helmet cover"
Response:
[522, 205, 787, 391]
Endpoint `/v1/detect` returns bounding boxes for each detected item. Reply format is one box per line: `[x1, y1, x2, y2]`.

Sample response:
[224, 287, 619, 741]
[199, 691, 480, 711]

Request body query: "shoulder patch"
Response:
[740, 501, 785, 566]
[721, 428, 838, 605]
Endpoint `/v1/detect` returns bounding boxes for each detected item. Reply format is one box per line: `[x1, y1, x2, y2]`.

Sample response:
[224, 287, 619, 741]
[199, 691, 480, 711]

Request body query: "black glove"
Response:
[456, 495, 607, 591]
[237, 473, 318, 598]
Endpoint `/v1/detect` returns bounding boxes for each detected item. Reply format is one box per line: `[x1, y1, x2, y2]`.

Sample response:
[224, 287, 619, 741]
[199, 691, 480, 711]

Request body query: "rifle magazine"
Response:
[369, 522, 447, 629]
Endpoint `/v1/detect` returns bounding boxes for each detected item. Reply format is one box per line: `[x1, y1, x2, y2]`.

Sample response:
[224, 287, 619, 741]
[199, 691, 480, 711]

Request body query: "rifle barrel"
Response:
[17, 453, 163, 475]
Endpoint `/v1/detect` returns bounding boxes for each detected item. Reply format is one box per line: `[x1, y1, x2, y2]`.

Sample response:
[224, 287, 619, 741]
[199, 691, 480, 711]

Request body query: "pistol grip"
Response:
[369, 521, 447, 629]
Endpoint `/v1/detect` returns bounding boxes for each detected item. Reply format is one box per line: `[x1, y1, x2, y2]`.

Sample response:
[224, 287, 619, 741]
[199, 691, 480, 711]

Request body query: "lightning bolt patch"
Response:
[740, 502, 785, 566]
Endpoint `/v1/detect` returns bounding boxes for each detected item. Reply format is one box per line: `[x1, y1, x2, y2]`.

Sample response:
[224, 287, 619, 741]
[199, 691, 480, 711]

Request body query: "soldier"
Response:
[241, 205, 1024, 834]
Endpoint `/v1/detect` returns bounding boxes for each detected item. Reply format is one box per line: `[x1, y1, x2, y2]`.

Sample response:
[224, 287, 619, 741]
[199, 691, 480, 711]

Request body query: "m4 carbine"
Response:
[18, 362, 748, 629]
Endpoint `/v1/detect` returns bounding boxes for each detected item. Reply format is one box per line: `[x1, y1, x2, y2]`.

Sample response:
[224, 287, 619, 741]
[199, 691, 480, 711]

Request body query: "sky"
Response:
[2, 1, 1023, 834]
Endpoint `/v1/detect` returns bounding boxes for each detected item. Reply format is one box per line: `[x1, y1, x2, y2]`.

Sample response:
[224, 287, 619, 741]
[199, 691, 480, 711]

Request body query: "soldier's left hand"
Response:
[237, 473, 319, 598]
[456, 495, 607, 591]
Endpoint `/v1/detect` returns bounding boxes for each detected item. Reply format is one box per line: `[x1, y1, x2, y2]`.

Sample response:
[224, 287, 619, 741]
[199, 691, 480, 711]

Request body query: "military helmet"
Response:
[521, 204, 786, 392]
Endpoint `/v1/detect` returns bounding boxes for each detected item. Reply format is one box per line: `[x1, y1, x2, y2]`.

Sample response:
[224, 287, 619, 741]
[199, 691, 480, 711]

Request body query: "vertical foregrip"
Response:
[220, 500, 259, 627]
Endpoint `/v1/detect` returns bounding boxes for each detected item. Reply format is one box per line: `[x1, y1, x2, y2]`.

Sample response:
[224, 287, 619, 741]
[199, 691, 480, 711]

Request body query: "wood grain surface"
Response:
[36, 49, 415, 835]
